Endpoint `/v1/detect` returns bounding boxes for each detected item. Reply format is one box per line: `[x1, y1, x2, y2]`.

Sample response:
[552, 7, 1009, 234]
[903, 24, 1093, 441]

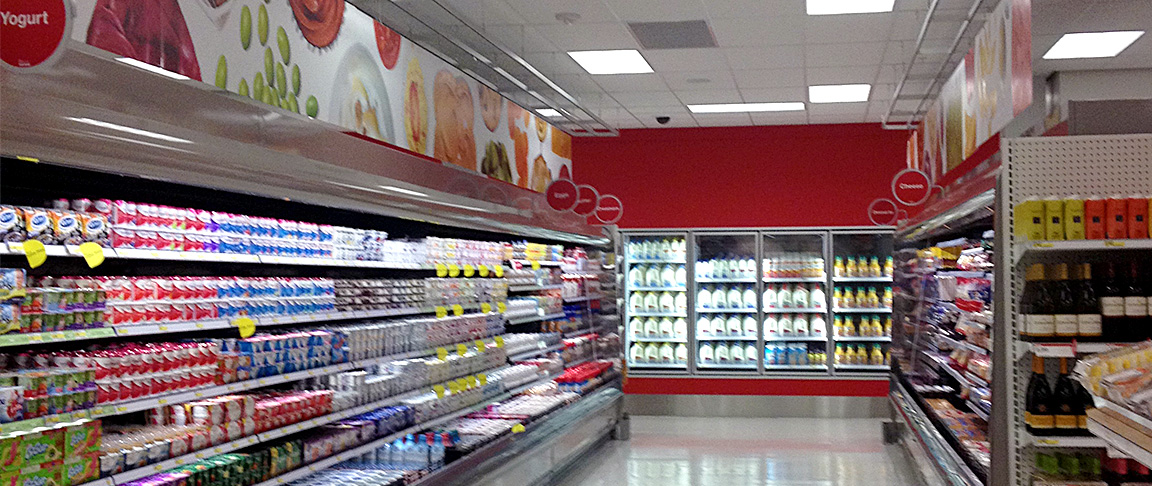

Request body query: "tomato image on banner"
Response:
[86, 0, 201, 81]
[374, 21, 401, 69]
[289, 0, 343, 48]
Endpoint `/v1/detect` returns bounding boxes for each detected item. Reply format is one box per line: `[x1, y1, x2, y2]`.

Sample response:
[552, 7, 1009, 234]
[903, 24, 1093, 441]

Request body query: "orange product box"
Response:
[1128, 197, 1149, 239]
[1106, 197, 1128, 239]
[1085, 199, 1107, 240]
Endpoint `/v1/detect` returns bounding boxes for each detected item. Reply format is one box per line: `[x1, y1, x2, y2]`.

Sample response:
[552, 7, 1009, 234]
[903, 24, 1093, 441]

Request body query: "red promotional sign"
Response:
[545, 179, 579, 211]
[0, 0, 71, 71]
[868, 199, 899, 226]
[593, 195, 623, 225]
[891, 169, 933, 206]
[573, 185, 599, 216]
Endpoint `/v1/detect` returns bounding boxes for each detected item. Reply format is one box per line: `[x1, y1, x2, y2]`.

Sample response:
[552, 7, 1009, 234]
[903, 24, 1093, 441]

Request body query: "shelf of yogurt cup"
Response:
[2, 243, 438, 270]
[507, 284, 563, 293]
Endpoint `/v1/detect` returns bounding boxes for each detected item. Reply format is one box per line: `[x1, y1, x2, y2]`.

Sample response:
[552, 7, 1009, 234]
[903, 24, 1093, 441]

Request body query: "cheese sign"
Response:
[891, 169, 934, 206]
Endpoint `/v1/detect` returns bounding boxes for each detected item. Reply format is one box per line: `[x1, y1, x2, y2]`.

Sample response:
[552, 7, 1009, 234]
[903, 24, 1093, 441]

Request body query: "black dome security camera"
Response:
[656, 116, 670, 124]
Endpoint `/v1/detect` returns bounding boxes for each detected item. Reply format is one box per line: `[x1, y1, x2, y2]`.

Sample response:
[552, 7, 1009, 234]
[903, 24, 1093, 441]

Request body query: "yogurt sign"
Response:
[0, 0, 71, 71]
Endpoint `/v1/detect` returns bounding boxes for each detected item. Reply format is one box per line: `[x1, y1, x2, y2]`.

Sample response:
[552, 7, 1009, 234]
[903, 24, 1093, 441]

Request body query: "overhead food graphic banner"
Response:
[70, 0, 572, 192]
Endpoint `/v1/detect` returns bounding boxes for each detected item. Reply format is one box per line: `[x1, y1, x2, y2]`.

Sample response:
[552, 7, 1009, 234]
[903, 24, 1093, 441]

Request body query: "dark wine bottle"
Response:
[1077, 263, 1103, 340]
[1099, 262, 1125, 342]
[1023, 263, 1055, 340]
[1026, 356, 1055, 435]
[1125, 261, 1148, 342]
[1051, 264, 1078, 338]
[1053, 358, 1085, 436]
[1079, 378, 1096, 433]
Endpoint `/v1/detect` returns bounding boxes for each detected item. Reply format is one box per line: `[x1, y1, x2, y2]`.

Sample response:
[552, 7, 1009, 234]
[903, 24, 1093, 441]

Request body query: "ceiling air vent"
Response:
[627, 20, 718, 50]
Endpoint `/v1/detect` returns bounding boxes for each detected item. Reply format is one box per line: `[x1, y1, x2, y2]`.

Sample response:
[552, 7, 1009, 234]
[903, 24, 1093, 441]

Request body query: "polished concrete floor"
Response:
[556, 416, 924, 486]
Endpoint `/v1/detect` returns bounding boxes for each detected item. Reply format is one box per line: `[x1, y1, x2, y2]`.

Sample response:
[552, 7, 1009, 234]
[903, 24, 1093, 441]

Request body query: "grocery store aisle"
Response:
[556, 416, 922, 486]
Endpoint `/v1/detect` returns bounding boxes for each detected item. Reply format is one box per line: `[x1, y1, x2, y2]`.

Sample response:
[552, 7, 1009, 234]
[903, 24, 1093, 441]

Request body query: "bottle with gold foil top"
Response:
[869, 257, 882, 277]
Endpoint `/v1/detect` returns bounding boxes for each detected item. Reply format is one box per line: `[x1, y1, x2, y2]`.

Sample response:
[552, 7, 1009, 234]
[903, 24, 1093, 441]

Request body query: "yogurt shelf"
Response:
[507, 312, 566, 325]
[1, 243, 433, 269]
[508, 283, 563, 292]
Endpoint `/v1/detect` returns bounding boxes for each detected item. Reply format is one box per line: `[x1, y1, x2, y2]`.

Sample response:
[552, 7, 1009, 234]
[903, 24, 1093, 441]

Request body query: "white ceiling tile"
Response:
[611, 117, 647, 129]
[662, 70, 737, 90]
[499, 0, 620, 24]
[739, 87, 807, 102]
[803, 14, 895, 45]
[707, 0, 805, 19]
[524, 52, 586, 74]
[481, 24, 533, 53]
[805, 66, 880, 85]
[807, 114, 865, 124]
[536, 22, 640, 50]
[607, 0, 709, 22]
[805, 42, 886, 67]
[809, 103, 869, 116]
[642, 48, 732, 72]
[895, 0, 931, 11]
[732, 68, 806, 89]
[610, 91, 683, 108]
[549, 74, 604, 94]
[882, 42, 914, 64]
[692, 113, 755, 127]
[750, 111, 810, 126]
[724, 45, 806, 69]
[627, 105, 693, 116]
[593, 73, 669, 92]
[673, 89, 743, 104]
[887, 11, 924, 41]
[710, 16, 805, 47]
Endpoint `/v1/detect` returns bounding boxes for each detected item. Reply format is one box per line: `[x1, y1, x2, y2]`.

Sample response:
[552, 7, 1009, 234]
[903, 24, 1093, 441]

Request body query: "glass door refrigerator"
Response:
[830, 230, 895, 374]
[624, 232, 690, 371]
[761, 232, 830, 373]
[693, 232, 759, 372]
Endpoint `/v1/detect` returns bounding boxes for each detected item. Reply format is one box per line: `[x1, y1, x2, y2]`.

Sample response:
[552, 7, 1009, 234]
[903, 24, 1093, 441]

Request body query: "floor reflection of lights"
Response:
[556, 416, 921, 486]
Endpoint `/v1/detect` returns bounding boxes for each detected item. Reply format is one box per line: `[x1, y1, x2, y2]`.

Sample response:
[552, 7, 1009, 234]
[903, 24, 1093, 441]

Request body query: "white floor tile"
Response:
[555, 416, 923, 486]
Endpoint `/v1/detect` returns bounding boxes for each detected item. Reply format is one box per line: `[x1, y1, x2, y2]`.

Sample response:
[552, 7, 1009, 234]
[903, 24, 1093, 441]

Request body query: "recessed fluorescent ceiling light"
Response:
[379, 186, 429, 197]
[64, 117, 193, 143]
[537, 109, 562, 117]
[809, 84, 872, 103]
[687, 102, 805, 113]
[1042, 31, 1145, 59]
[806, 0, 895, 15]
[117, 57, 190, 80]
[567, 50, 653, 75]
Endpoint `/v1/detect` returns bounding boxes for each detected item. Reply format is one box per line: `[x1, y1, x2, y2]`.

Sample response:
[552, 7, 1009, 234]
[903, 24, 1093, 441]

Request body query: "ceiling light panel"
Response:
[567, 50, 654, 75]
[627, 21, 718, 50]
[1042, 31, 1145, 59]
[806, 0, 895, 15]
[537, 109, 562, 117]
[808, 84, 872, 103]
[687, 102, 806, 113]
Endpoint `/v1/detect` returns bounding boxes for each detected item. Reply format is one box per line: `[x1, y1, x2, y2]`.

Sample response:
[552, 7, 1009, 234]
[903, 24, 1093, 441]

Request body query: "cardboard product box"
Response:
[16, 463, 61, 486]
[60, 454, 97, 486]
[0, 434, 21, 474]
[17, 429, 62, 470]
[62, 421, 99, 457]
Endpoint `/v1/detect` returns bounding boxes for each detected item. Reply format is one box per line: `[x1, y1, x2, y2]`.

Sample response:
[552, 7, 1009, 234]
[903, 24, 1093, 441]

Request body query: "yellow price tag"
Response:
[77, 242, 105, 268]
[497, 302, 507, 313]
[433, 385, 445, 399]
[475, 340, 486, 352]
[481, 303, 492, 313]
[456, 343, 467, 356]
[478, 265, 489, 277]
[435, 263, 448, 277]
[22, 240, 46, 269]
[511, 424, 525, 434]
[448, 264, 460, 277]
[478, 374, 487, 385]
[435, 306, 448, 318]
[1033, 242, 1054, 248]
[463, 264, 475, 277]
[494, 266, 504, 278]
[447, 382, 459, 394]
[531, 260, 541, 270]
[452, 304, 464, 316]
[467, 375, 477, 387]
[232, 317, 256, 338]
[1105, 241, 1126, 247]
[456, 378, 468, 390]
[494, 336, 504, 348]
[436, 347, 448, 360]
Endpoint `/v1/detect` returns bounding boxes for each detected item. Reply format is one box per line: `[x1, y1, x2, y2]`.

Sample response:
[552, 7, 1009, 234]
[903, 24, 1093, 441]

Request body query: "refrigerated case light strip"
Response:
[696, 278, 758, 283]
[627, 361, 686, 369]
[627, 258, 686, 264]
[764, 364, 827, 370]
[627, 336, 687, 343]
[629, 312, 687, 317]
[696, 363, 757, 369]
[507, 343, 564, 362]
[765, 336, 828, 342]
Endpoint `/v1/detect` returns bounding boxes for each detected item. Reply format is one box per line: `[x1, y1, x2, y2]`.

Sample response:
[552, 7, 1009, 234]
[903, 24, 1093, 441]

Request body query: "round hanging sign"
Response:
[572, 185, 599, 216]
[593, 195, 623, 225]
[0, 0, 71, 71]
[891, 169, 933, 206]
[545, 179, 579, 211]
[868, 198, 899, 226]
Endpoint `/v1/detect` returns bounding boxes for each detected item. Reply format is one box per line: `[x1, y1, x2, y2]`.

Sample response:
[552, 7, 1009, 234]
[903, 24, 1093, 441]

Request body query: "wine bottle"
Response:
[1099, 262, 1126, 341]
[1076, 263, 1103, 340]
[1051, 264, 1079, 338]
[1026, 356, 1055, 435]
[1126, 261, 1149, 341]
[1053, 358, 1085, 436]
[1023, 264, 1056, 339]
[1078, 377, 1095, 433]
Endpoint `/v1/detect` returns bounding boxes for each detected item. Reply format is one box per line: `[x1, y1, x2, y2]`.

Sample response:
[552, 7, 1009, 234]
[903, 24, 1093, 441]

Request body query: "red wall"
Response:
[574, 124, 909, 228]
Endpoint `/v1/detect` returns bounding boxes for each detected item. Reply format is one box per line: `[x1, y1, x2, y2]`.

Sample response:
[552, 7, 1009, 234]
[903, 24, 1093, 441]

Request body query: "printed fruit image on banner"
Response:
[480, 86, 503, 133]
[432, 70, 477, 169]
[374, 21, 401, 69]
[551, 127, 572, 160]
[289, 0, 343, 48]
[531, 155, 552, 192]
[331, 45, 392, 142]
[86, 0, 201, 81]
[480, 141, 513, 183]
[404, 58, 429, 153]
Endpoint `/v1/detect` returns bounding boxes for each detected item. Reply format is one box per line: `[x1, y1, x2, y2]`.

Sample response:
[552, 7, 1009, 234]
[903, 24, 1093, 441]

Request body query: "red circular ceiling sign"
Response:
[1, 0, 71, 71]
[891, 169, 933, 206]
[868, 198, 899, 226]
[594, 195, 623, 225]
[572, 185, 599, 216]
[545, 179, 578, 211]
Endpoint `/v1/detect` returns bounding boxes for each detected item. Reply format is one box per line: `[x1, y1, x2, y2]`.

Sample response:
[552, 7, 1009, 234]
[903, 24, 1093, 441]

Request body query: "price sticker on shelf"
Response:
[478, 265, 489, 277]
[475, 340, 486, 352]
[467, 375, 477, 387]
[511, 424, 525, 434]
[435, 306, 448, 319]
[231, 317, 256, 338]
[436, 347, 448, 360]
[452, 304, 464, 316]
[481, 303, 492, 314]
[1105, 241, 1126, 247]
[457, 378, 468, 390]
[77, 242, 106, 268]
[456, 343, 467, 356]
[463, 264, 475, 277]
[530, 260, 541, 270]
[435, 263, 448, 277]
[494, 336, 504, 348]
[22, 240, 47, 269]
[478, 374, 487, 385]
[447, 382, 459, 394]
[494, 266, 504, 278]
[497, 302, 506, 314]
[1032, 242, 1054, 248]
[448, 264, 461, 277]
